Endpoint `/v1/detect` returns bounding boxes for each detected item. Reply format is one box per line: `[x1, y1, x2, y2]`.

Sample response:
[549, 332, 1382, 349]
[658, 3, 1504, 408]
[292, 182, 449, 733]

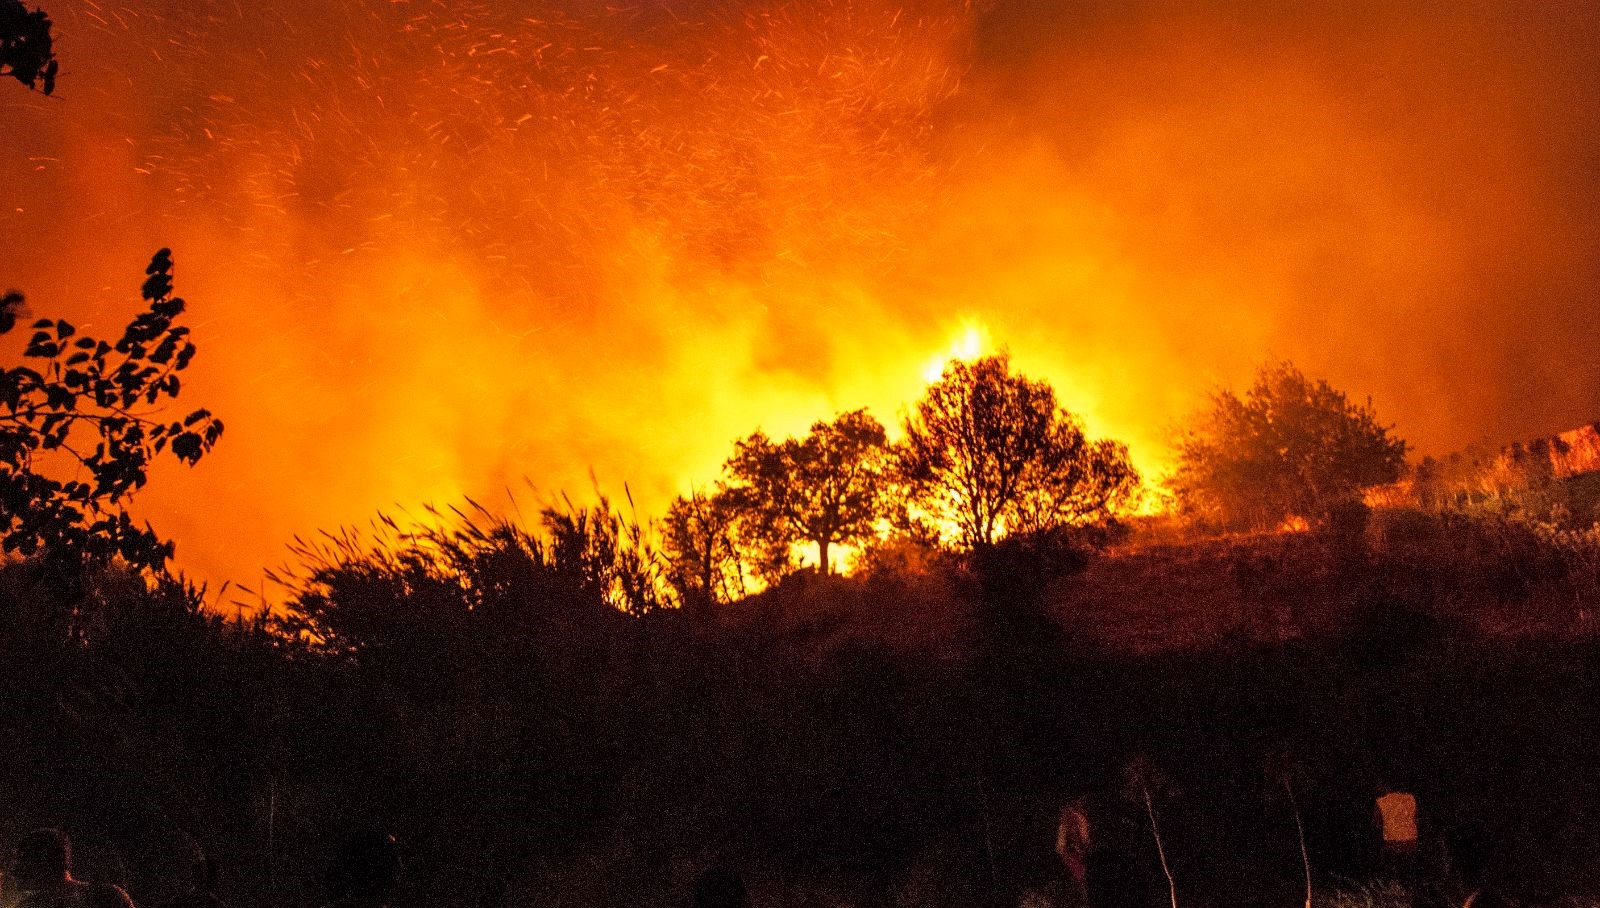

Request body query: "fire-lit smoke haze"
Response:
[3, 0, 1598, 586]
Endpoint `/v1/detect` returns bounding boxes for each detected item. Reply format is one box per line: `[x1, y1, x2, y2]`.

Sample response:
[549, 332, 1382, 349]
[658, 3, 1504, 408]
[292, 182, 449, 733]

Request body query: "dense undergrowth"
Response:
[3, 508, 1600, 908]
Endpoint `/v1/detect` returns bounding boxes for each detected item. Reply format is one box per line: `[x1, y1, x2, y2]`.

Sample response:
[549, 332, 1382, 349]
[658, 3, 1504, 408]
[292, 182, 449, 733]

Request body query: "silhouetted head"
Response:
[328, 829, 401, 903]
[13, 828, 72, 888]
[692, 866, 746, 908]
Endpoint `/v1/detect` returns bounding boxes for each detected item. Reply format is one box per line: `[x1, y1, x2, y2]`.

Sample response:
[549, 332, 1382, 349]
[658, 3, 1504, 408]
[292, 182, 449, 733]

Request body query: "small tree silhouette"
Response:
[723, 408, 891, 576]
[661, 487, 745, 608]
[0, 0, 57, 94]
[0, 250, 223, 575]
[900, 354, 1138, 549]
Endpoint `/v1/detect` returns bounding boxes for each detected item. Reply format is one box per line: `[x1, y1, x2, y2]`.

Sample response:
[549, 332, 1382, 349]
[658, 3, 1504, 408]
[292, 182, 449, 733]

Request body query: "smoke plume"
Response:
[3, 0, 1597, 585]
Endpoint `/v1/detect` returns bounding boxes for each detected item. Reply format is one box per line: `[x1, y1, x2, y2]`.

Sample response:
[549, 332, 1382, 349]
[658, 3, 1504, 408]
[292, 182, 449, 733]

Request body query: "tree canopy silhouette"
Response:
[0, 250, 224, 573]
[899, 354, 1138, 549]
[661, 487, 745, 607]
[1, 0, 56, 94]
[723, 408, 891, 576]
[1168, 359, 1407, 530]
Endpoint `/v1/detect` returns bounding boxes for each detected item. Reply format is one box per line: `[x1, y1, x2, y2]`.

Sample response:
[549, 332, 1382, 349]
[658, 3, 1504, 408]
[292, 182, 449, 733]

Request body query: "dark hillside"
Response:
[1057, 511, 1600, 654]
[3, 511, 1600, 907]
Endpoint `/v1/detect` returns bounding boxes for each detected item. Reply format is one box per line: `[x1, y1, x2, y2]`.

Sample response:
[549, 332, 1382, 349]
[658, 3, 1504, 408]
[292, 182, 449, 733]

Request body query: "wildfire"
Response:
[3, 0, 1596, 587]
[921, 320, 989, 383]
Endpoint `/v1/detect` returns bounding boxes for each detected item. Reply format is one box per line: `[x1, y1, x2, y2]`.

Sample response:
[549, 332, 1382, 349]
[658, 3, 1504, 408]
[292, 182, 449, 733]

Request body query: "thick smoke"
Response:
[3, 0, 1597, 586]
[959, 0, 1600, 449]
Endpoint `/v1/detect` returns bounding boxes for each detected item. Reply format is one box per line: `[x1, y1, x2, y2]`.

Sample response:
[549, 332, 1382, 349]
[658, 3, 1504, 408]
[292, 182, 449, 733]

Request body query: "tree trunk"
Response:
[818, 537, 831, 575]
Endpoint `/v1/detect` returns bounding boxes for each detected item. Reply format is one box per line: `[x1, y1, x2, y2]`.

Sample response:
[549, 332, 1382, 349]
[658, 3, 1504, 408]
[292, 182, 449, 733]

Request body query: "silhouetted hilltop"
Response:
[1370, 419, 1600, 521]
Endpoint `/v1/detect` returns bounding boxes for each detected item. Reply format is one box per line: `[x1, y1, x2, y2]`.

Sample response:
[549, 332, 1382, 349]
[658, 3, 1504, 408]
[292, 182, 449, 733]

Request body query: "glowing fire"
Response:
[922, 321, 990, 383]
[3, 0, 1596, 587]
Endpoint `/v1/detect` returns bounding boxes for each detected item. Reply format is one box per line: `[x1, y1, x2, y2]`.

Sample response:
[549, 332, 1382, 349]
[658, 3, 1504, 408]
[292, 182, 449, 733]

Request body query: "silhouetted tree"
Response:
[899, 354, 1138, 549]
[661, 487, 745, 607]
[0, 250, 224, 574]
[1, 0, 56, 94]
[1007, 433, 1140, 537]
[1168, 359, 1407, 530]
[724, 408, 891, 575]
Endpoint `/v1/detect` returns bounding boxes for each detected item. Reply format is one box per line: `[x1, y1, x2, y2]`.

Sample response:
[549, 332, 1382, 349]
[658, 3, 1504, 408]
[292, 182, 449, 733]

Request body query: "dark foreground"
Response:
[3, 510, 1599, 908]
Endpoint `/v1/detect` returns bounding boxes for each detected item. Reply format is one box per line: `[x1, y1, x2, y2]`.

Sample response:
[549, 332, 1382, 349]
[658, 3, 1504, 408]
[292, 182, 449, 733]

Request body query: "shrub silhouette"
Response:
[0, 0, 56, 94]
[1169, 360, 1405, 531]
[0, 251, 223, 578]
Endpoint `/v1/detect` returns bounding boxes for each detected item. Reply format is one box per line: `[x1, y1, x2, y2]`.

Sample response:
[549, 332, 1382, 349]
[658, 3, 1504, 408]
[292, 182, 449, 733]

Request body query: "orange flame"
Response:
[3, 0, 1598, 588]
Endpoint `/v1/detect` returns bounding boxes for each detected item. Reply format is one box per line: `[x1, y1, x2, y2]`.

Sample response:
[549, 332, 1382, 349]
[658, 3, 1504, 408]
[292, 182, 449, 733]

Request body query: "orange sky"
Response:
[3, 0, 1599, 590]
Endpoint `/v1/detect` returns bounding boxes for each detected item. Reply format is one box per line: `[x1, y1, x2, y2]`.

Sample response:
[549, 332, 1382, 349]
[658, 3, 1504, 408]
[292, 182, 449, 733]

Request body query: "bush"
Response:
[1169, 360, 1406, 531]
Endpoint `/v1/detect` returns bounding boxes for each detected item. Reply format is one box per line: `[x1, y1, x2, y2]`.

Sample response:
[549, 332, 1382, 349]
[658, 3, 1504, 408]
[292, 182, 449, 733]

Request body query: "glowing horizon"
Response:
[5, 0, 1599, 588]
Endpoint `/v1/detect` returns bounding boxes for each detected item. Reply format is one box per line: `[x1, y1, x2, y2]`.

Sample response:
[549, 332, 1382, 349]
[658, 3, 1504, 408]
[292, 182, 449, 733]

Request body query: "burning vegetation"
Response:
[7, 243, 1600, 908]
[7, 1, 1600, 907]
[6, 0, 1600, 585]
